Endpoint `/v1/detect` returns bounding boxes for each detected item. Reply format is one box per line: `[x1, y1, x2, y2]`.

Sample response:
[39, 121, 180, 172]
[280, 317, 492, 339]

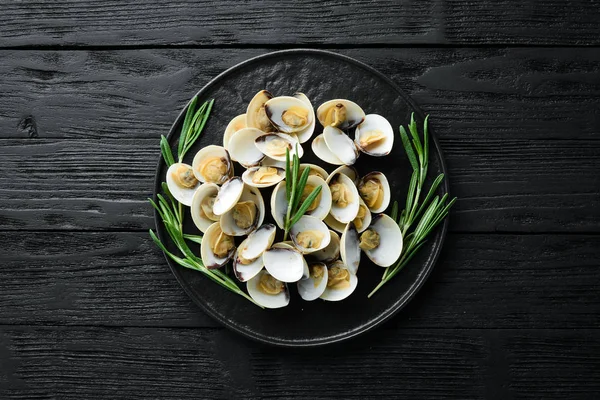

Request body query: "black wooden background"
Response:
[1, 1, 599, 399]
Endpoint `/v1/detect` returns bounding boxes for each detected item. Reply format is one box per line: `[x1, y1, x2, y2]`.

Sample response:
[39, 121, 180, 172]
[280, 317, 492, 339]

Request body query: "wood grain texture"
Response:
[1, 48, 598, 140]
[1, 0, 599, 47]
[1, 232, 598, 329]
[1, 138, 598, 232]
[1, 326, 598, 399]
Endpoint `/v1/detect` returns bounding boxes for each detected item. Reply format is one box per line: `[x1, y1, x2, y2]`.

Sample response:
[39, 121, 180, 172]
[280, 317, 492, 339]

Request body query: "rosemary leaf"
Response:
[285, 148, 292, 202]
[178, 96, 198, 159]
[390, 200, 399, 221]
[414, 173, 444, 221]
[292, 166, 311, 214]
[160, 135, 175, 167]
[400, 126, 418, 171]
[290, 185, 322, 226]
[183, 234, 203, 244]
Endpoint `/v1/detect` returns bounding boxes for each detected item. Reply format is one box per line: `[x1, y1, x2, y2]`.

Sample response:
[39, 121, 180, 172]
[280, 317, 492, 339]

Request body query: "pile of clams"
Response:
[167, 90, 402, 308]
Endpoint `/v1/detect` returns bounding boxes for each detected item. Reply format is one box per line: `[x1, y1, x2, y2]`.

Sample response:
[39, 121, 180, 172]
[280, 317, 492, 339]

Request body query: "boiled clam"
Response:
[354, 114, 394, 156]
[192, 145, 233, 185]
[293, 93, 316, 143]
[242, 165, 285, 188]
[297, 262, 328, 301]
[200, 222, 236, 269]
[358, 172, 391, 213]
[227, 127, 266, 168]
[190, 183, 220, 233]
[246, 90, 276, 132]
[239, 223, 276, 261]
[310, 230, 341, 264]
[255, 132, 303, 162]
[223, 114, 247, 156]
[220, 185, 265, 236]
[212, 177, 244, 216]
[247, 270, 290, 309]
[323, 126, 359, 166]
[340, 222, 361, 275]
[263, 244, 306, 283]
[290, 216, 331, 254]
[316, 99, 365, 131]
[319, 260, 358, 301]
[264, 96, 312, 134]
[165, 162, 200, 206]
[360, 214, 403, 267]
[327, 172, 360, 223]
[233, 237, 264, 282]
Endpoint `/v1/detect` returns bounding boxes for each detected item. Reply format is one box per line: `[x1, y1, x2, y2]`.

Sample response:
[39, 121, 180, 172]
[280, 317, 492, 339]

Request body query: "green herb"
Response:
[368, 114, 456, 298]
[282, 146, 322, 241]
[149, 97, 262, 307]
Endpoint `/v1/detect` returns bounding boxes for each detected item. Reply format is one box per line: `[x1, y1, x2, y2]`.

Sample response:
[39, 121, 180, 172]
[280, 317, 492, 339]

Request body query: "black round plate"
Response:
[154, 49, 449, 347]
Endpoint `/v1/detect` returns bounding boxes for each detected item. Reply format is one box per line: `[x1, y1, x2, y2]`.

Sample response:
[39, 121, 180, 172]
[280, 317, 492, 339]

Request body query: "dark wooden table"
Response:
[2, 1, 599, 398]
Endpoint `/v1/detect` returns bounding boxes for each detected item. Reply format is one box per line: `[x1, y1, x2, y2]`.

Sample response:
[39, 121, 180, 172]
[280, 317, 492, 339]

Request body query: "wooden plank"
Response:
[1, 48, 599, 140]
[1, 138, 598, 232]
[1, 1, 599, 47]
[0, 326, 598, 399]
[1, 232, 598, 329]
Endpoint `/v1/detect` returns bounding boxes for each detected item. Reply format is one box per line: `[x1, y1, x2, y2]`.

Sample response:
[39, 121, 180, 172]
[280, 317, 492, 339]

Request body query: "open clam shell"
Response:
[340, 222, 361, 275]
[327, 172, 360, 224]
[220, 185, 265, 236]
[212, 177, 244, 216]
[255, 132, 303, 162]
[324, 213, 347, 234]
[227, 127, 266, 168]
[190, 183, 220, 233]
[297, 262, 328, 301]
[354, 114, 394, 156]
[263, 244, 306, 283]
[311, 134, 344, 165]
[269, 181, 287, 229]
[358, 171, 391, 213]
[239, 223, 276, 261]
[293, 93, 316, 143]
[310, 230, 341, 264]
[165, 162, 200, 207]
[323, 126, 359, 166]
[200, 222, 236, 269]
[247, 270, 290, 309]
[223, 113, 247, 157]
[316, 99, 365, 131]
[329, 165, 359, 186]
[246, 90, 276, 132]
[352, 197, 372, 234]
[192, 145, 233, 185]
[319, 261, 358, 301]
[242, 165, 285, 188]
[233, 237, 264, 282]
[264, 96, 313, 134]
[290, 216, 331, 254]
[299, 163, 329, 181]
[361, 214, 403, 267]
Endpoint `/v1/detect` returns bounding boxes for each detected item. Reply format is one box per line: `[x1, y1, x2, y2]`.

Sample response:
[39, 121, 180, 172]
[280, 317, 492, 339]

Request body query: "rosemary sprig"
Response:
[368, 114, 456, 298]
[282, 146, 322, 241]
[150, 97, 262, 307]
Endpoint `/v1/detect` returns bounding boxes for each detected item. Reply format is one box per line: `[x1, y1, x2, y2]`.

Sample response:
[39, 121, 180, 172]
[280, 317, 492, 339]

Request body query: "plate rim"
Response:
[153, 48, 450, 347]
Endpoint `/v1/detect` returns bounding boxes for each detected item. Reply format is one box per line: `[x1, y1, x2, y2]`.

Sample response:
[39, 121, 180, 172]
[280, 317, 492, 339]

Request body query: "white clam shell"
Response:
[192, 145, 233, 185]
[219, 185, 265, 236]
[362, 214, 403, 267]
[327, 172, 360, 224]
[311, 134, 344, 165]
[200, 222, 235, 269]
[293, 93, 316, 143]
[265, 96, 313, 134]
[246, 90, 275, 132]
[340, 222, 361, 275]
[223, 113, 247, 157]
[354, 114, 394, 156]
[247, 270, 290, 309]
[353, 197, 373, 234]
[358, 172, 391, 213]
[239, 223, 276, 261]
[323, 126, 359, 165]
[299, 163, 329, 181]
[242, 166, 285, 188]
[310, 230, 341, 264]
[290, 216, 331, 254]
[269, 181, 288, 229]
[324, 213, 347, 233]
[297, 262, 328, 301]
[263, 245, 306, 283]
[316, 99, 365, 130]
[329, 165, 359, 186]
[260, 157, 287, 168]
[165, 162, 200, 207]
[319, 263, 358, 301]
[255, 132, 303, 162]
[227, 127, 266, 168]
[233, 237, 264, 282]
[212, 177, 244, 216]
[190, 183, 220, 233]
